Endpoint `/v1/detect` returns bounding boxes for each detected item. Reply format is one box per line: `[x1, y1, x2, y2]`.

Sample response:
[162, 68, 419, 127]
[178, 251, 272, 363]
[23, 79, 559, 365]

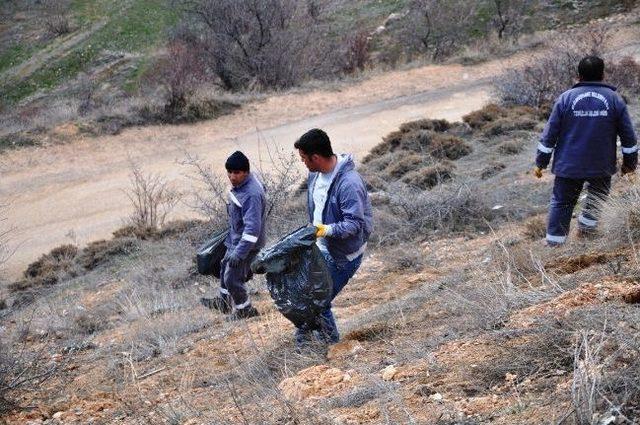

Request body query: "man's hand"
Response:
[315, 224, 330, 238]
[533, 166, 543, 179]
[227, 251, 242, 268]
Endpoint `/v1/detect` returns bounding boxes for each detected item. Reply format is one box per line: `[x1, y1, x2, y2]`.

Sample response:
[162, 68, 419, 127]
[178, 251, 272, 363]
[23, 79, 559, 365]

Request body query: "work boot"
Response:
[229, 305, 259, 320]
[200, 296, 231, 314]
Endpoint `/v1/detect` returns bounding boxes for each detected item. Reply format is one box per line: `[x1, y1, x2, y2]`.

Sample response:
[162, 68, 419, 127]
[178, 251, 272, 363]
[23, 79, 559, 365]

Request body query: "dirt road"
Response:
[0, 73, 490, 280]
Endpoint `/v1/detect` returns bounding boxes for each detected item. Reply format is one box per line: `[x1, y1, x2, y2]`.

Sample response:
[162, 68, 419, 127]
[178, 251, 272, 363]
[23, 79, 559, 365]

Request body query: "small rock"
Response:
[381, 365, 397, 381]
[429, 392, 443, 402]
[52, 412, 64, 419]
[505, 372, 517, 382]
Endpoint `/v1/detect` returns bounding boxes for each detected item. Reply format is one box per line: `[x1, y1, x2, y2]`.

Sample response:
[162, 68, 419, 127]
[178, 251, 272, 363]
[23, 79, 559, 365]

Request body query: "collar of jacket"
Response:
[572, 81, 617, 91]
[330, 154, 355, 180]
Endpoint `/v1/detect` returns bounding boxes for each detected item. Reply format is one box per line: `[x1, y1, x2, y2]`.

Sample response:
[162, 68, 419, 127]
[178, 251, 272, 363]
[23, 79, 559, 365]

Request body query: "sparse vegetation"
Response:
[495, 25, 640, 109]
[125, 162, 182, 232]
[3, 1, 640, 422]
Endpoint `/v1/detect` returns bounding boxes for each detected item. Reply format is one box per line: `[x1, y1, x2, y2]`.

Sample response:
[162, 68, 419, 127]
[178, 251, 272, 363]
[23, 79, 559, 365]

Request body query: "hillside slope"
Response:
[2, 100, 639, 424]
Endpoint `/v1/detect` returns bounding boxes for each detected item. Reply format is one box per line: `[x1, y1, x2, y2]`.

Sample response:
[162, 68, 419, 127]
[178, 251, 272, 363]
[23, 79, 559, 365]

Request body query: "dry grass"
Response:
[497, 140, 525, 155]
[522, 215, 546, 240]
[401, 162, 455, 189]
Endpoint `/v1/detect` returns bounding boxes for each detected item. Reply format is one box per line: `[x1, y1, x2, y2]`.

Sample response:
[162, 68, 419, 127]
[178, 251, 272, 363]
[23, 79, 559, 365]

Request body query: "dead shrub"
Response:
[497, 140, 524, 155]
[482, 117, 538, 136]
[463, 104, 506, 129]
[78, 238, 138, 270]
[494, 25, 640, 109]
[343, 31, 370, 74]
[428, 135, 472, 160]
[363, 173, 389, 192]
[372, 183, 492, 245]
[384, 243, 428, 272]
[480, 162, 506, 179]
[0, 317, 59, 414]
[9, 244, 78, 292]
[125, 162, 182, 232]
[463, 104, 541, 135]
[472, 327, 573, 388]
[566, 306, 640, 422]
[385, 153, 426, 178]
[150, 39, 207, 119]
[364, 119, 454, 163]
[73, 312, 107, 335]
[398, 118, 451, 133]
[600, 184, 640, 248]
[522, 215, 546, 240]
[345, 322, 394, 342]
[41, 0, 72, 37]
[112, 225, 159, 240]
[607, 56, 640, 99]
[401, 163, 454, 190]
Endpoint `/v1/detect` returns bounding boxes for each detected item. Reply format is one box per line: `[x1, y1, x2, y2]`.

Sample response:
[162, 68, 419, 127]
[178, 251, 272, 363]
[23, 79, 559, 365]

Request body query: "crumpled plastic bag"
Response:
[196, 228, 228, 278]
[251, 226, 332, 329]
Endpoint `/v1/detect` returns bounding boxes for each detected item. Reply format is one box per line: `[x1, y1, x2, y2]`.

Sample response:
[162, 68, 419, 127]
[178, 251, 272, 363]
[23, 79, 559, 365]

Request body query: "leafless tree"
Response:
[490, 0, 534, 40]
[152, 39, 208, 117]
[178, 0, 338, 90]
[399, 0, 477, 61]
[125, 162, 182, 231]
[343, 31, 371, 74]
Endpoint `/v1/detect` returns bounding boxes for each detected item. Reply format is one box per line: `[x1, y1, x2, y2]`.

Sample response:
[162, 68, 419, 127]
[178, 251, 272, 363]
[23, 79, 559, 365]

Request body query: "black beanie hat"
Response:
[225, 151, 250, 172]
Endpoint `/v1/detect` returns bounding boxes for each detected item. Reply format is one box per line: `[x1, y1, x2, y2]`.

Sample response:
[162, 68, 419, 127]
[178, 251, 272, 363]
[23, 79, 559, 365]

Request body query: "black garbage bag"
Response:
[251, 226, 332, 329]
[196, 228, 228, 278]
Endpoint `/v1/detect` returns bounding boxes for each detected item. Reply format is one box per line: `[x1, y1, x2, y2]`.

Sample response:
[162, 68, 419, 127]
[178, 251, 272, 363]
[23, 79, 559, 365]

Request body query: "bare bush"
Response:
[397, 0, 477, 61]
[343, 31, 370, 74]
[125, 162, 182, 231]
[150, 39, 208, 118]
[599, 183, 640, 249]
[0, 313, 59, 414]
[181, 141, 303, 239]
[180, 0, 339, 90]
[572, 330, 606, 424]
[41, 0, 72, 37]
[372, 182, 492, 246]
[494, 25, 640, 110]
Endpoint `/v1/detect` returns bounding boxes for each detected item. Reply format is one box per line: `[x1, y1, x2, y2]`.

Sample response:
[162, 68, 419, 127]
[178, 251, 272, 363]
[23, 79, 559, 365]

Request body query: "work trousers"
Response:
[546, 176, 611, 245]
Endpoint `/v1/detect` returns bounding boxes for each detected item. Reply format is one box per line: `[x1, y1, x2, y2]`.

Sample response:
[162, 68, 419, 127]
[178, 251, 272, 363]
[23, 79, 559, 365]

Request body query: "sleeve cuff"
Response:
[325, 224, 334, 237]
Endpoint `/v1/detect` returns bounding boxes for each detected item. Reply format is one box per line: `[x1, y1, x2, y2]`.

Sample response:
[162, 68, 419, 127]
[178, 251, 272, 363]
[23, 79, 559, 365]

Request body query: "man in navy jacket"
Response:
[294, 129, 373, 346]
[201, 151, 266, 319]
[535, 56, 637, 245]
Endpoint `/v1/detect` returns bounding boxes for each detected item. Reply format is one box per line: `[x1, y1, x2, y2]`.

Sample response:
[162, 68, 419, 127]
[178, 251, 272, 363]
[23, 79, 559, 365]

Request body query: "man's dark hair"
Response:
[294, 128, 334, 158]
[578, 56, 605, 81]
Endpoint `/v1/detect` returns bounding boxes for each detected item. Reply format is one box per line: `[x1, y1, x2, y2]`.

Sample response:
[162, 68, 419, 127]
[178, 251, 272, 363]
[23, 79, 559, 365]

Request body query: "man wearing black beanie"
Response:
[201, 150, 266, 319]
